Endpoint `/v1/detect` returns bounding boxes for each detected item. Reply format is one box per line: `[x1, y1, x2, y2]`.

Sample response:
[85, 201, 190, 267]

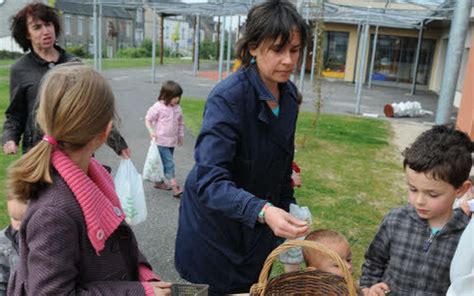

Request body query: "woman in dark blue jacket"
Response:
[175, 0, 309, 294]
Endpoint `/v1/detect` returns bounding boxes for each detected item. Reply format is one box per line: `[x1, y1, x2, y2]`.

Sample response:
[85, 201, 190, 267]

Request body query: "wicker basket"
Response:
[249, 240, 358, 296]
[171, 283, 209, 296]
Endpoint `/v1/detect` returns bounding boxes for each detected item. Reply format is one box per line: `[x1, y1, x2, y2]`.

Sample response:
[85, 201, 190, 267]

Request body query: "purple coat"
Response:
[8, 172, 152, 295]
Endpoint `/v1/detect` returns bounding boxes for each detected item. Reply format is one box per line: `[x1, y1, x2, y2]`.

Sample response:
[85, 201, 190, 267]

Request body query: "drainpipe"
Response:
[435, 0, 471, 124]
[193, 15, 200, 76]
[218, 16, 226, 82]
[93, 0, 98, 69]
[410, 21, 424, 95]
[368, 25, 378, 90]
[151, 8, 157, 83]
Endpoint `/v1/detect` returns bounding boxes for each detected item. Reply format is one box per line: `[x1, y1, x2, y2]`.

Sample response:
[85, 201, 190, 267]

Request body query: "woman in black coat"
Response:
[2, 2, 130, 158]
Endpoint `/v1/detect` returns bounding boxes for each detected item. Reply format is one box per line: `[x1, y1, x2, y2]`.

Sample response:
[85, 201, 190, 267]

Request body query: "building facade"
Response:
[143, 9, 212, 57]
[56, 0, 141, 57]
[313, 6, 474, 108]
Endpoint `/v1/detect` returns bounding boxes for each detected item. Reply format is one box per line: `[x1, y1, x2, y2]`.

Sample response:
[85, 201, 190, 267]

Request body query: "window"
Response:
[78, 16, 83, 36]
[322, 31, 349, 79]
[90, 17, 94, 37]
[65, 15, 71, 35]
[135, 29, 144, 43]
[126, 22, 132, 38]
[368, 35, 436, 85]
[136, 8, 143, 23]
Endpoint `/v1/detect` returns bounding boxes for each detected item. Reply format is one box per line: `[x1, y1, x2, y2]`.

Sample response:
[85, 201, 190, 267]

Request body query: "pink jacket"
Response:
[145, 100, 184, 147]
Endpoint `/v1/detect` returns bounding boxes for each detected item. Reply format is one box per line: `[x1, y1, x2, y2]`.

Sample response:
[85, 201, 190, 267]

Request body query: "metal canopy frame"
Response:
[81, 0, 466, 123]
[82, 0, 454, 25]
[84, 0, 457, 89]
[308, 0, 454, 29]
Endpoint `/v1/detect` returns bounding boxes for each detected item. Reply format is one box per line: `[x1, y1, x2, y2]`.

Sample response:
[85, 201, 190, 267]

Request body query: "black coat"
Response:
[175, 66, 298, 295]
[2, 46, 127, 154]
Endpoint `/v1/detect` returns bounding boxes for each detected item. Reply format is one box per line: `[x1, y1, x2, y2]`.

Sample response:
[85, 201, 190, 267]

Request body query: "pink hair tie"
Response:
[42, 135, 58, 146]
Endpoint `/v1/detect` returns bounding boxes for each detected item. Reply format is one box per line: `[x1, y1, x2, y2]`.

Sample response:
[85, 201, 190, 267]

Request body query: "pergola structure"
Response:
[87, 0, 469, 123]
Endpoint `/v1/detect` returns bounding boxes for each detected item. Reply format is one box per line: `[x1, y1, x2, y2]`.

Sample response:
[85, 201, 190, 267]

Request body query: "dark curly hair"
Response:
[235, 0, 309, 68]
[403, 125, 474, 188]
[157, 80, 183, 105]
[11, 3, 62, 52]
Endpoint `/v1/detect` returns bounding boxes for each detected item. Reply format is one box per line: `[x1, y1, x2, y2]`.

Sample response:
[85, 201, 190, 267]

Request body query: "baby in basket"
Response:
[302, 229, 353, 277]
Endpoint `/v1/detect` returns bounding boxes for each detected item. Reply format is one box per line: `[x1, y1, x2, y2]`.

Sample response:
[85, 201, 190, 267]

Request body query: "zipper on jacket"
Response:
[422, 231, 438, 252]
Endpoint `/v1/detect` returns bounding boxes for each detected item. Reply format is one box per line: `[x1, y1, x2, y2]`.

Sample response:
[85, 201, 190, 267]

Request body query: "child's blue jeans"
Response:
[158, 146, 175, 180]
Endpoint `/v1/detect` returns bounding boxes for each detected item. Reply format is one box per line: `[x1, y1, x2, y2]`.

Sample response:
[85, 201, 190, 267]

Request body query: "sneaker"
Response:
[154, 181, 172, 190]
[172, 185, 183, 198]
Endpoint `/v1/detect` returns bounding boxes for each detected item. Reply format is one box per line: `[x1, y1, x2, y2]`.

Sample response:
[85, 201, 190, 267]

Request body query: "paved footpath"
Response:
[93, 63, 443, 283]
[94, 64, 217, 282]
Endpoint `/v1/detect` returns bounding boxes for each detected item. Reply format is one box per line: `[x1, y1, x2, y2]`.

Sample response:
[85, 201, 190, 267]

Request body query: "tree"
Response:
[171, 23, 180, 56]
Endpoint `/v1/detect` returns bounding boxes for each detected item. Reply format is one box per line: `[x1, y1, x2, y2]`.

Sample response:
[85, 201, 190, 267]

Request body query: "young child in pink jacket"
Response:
[145, 81, 185, 198]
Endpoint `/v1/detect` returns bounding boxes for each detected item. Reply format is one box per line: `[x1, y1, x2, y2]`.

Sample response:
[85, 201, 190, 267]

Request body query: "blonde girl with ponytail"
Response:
[7, 64, 171, 296]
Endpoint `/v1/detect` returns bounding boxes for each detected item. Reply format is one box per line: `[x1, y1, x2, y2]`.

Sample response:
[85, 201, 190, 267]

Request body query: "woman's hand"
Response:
[291, 171, 302, 187]
[120, 148, 131, 159]
[3, 140, 17, 154]
[364, 282, 390, 296]
[151, 281, 172, 296]
[264, 206, 309, 239]
[461, 199, 473, 217]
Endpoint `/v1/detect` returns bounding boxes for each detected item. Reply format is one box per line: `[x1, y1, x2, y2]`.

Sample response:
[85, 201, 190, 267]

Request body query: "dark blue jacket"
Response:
[175, 66, 298, 295]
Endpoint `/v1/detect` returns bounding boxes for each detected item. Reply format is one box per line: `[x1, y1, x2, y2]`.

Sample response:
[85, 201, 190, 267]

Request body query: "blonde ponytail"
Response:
[7, 141, 55, 202]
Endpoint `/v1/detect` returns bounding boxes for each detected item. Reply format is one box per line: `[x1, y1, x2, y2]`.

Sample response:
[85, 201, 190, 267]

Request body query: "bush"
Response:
[116, 44, 174, 58]
[116, 47, 148, 58]
[141, 38, 153, 56]
[0, 50, 23, 60]
[66, 45, 91, 59]
[199, 40, 235, 60]
[199, 41, 217, 60]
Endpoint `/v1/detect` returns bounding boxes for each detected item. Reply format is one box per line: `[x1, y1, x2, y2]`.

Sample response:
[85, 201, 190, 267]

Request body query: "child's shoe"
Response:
[154, 181, 172, 190]
[172, 185, 183, 198]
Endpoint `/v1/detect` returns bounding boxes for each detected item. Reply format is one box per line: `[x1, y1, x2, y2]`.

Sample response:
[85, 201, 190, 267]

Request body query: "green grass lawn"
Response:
[82, 57, 214, 70]
[180, 99, 406, 279]
[0, 62, 14, 227]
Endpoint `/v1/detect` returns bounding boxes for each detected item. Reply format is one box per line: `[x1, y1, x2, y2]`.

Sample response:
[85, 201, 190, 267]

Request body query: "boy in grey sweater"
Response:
[360, 125, 473, 296]
[0, 199, 26, 296]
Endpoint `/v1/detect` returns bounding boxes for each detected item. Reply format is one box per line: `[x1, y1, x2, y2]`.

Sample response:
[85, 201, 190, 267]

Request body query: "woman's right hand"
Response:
[264, 206, 309, 239]
[151, 281, 172, 296]
[3, 140, 17, 154]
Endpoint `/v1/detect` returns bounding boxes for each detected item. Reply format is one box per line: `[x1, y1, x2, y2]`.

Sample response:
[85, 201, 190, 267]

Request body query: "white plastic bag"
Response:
[142, 141, 164, 183]
[278, 204, 313, 264]
[115, 159, 147, 225]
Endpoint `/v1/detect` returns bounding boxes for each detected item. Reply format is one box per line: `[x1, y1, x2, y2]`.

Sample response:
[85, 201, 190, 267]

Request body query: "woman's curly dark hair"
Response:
[403, 125, 474, 188]
[11, 3, 62, 52]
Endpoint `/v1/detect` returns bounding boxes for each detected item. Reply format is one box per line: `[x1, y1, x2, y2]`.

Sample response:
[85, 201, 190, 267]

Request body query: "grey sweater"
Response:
[360, 205, 469, 295]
